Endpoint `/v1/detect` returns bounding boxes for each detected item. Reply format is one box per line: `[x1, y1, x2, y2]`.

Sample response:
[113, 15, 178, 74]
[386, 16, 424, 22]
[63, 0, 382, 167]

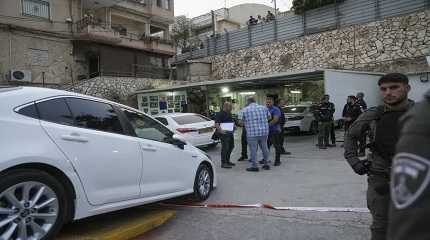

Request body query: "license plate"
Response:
[199, 127, 213, 134]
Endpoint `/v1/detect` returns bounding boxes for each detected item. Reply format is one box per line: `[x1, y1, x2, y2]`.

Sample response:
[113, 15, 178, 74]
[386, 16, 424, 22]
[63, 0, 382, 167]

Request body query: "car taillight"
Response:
[176, 128, 198, 133]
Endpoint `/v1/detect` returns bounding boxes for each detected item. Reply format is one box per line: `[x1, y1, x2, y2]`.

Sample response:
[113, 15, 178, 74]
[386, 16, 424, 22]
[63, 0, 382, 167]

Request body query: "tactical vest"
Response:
[374, 110, 406, 162]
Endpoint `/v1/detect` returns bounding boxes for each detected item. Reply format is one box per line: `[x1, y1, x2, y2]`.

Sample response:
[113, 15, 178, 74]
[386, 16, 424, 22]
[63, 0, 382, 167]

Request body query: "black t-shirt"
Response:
[215, 110, 233, 124]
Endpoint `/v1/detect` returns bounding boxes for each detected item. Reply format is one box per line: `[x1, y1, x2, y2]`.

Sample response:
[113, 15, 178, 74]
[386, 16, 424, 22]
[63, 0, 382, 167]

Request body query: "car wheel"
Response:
[192, 164, 213, 201]
[0, 169, 70, 240]
[308, 121, 319, 135]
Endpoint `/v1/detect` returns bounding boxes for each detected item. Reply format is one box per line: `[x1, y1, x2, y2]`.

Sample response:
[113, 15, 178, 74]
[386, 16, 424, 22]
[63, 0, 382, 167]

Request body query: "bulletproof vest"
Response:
[374, 110, 407, 162]
[318, 103, 332, 121]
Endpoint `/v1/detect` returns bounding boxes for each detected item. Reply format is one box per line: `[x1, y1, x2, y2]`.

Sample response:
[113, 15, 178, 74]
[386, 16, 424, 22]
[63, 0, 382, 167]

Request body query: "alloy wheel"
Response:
[0, 181, 59, 240]
[197, 169, 211, 198]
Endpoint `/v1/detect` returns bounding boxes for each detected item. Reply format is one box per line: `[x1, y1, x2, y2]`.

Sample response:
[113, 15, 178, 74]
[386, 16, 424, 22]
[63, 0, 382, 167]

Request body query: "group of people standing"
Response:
[248, 11, 276, 25]
[215, 96, 289, 172]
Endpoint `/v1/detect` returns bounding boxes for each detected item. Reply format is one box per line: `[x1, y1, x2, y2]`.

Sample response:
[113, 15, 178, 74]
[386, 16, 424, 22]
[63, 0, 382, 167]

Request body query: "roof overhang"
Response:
[133, 69, 325, 95]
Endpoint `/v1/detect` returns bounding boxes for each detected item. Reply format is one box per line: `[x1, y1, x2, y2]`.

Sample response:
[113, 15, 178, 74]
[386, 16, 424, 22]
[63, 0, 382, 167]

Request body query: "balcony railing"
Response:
[76, 17, 173, 45]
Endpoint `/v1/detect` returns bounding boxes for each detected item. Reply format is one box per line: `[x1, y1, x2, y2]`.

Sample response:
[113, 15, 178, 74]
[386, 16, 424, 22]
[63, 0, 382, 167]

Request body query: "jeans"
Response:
[220, 133, 234, 164]
[241, 128, 248, 158]
[268, 131, 283, 164]
[247, 135, 269, 168]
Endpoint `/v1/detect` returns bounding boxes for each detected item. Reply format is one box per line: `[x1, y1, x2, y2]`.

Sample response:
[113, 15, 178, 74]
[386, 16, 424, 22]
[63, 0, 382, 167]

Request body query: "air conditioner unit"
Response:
[10, 70, 32, 82]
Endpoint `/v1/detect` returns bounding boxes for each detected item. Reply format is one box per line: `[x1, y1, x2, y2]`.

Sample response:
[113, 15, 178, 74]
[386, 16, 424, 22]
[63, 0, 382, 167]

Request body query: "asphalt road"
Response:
[140, 130, 371, 240]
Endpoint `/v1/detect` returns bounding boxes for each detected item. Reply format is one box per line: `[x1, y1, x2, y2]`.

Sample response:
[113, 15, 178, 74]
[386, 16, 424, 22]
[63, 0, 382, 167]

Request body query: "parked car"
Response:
[283, 104, 319, 134]
[154, 113, 219, 148]
[0, 87, 216, 240]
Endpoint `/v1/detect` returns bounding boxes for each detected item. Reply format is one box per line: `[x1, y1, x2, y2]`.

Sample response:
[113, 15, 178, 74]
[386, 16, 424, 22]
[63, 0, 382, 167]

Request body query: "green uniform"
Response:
[344, 101, 414, 240]
[388, 90, 430, 240]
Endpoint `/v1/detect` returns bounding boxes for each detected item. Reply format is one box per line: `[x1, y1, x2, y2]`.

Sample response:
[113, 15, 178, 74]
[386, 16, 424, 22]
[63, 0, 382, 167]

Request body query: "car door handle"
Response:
[61, 133, 89, 143]
[141, 145, 157, 152]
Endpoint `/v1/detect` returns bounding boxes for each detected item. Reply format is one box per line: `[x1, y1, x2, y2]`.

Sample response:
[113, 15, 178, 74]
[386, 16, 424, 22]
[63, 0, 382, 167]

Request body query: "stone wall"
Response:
[198, 10, 430, 80]
[68, 76, 178, 106]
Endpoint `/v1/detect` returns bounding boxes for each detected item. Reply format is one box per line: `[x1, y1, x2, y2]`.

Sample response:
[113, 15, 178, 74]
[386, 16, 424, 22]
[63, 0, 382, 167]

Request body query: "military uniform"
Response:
[344, 101, 414, 240]
[315, 102, 335, 147]
[388, 90, 430, 240]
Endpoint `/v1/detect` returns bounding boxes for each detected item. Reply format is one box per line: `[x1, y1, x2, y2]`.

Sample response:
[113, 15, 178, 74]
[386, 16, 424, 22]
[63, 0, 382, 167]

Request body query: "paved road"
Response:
[140, 130, 371, 240]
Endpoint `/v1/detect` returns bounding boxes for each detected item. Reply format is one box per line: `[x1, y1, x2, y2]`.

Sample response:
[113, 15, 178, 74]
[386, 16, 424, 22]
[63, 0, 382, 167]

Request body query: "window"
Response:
[66, 98, 123, 134]
[283, 107, 307, 114]
[172, 114, 210, 125]
[156, 0, 162, 8]
[17, 103, 38, 119]
[155, 117, 168, 126]
[36, 98, 74, 126]
[22, 0, 50, 19]
[123, 109, 172, 143]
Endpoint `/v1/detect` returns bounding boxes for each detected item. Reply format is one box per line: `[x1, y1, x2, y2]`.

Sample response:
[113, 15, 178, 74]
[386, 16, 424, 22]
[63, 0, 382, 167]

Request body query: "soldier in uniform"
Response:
[388, 89, 430, 240]
[344, 73, 414, 240]
[315, 95, 335, 149]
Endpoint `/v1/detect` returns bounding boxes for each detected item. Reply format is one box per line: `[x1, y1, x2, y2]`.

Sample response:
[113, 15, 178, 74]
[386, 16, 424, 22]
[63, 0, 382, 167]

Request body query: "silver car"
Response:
[283, 104, 318, 134]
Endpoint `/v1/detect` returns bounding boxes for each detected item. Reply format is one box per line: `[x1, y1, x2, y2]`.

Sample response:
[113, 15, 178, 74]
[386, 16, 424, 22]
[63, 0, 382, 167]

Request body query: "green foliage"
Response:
[171, 16, 199, 51]
[292, 0, 345, 14]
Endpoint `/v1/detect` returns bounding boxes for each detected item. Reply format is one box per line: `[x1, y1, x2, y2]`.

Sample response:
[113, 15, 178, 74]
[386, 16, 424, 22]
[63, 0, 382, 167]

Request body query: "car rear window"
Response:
[283, 107, 307, 113]
[155, 117, 168, 126]
[37, 98, 75, 126]
[17, 103, 38, 119]
[172, 115, 210, 125]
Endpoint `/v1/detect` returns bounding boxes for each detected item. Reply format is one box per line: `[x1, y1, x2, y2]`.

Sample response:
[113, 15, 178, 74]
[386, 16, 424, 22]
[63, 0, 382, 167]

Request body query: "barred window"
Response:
[22, 0, 50, 19]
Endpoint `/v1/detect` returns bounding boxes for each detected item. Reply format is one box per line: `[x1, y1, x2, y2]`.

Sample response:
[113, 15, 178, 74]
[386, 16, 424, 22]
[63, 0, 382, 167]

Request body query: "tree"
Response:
[292, 0, 345, 14]
[171, 16, 199, 53]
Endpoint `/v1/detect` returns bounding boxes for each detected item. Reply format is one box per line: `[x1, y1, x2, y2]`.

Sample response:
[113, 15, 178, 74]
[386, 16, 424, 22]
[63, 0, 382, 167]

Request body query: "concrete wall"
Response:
[0, 0, 81, 34]
[197, 10, 430, 80]
[0, 28, 82, 86]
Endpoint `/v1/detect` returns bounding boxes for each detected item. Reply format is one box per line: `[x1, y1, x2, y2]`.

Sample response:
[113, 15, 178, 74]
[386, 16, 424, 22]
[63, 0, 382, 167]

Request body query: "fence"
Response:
[174, 0, 429, 63]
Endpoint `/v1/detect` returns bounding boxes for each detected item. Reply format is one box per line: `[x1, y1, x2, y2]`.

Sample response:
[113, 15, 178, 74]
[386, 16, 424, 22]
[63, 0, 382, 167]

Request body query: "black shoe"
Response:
[327, 144, 336, 147]
[237, 157, 248, 161]
[221, 164, 232, 169]
[227, 162, 236, 166]
[281, 151, 291, 155]
[319, 146, 327, 149]
[274, 161, 281, 166]
[262, 165, 270, 170]
[259, 160, 265, 165]
[246, 167, 259, 172]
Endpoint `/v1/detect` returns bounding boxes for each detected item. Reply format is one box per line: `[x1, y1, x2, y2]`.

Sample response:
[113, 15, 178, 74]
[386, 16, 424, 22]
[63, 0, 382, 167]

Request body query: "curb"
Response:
[58, 208, 176, 240]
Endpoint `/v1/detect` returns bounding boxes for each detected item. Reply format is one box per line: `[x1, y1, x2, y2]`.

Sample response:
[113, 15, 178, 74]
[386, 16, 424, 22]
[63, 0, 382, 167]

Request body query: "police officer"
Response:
[388, 90, 430, 240]
[344, 73, 414, 240]
[315, 94, 335, 149]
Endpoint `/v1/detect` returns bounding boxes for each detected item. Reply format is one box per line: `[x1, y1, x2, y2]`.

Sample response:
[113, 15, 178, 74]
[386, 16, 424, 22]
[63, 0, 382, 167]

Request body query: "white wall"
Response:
[407, 73, 430, 103]
[324, 70, 383, 120]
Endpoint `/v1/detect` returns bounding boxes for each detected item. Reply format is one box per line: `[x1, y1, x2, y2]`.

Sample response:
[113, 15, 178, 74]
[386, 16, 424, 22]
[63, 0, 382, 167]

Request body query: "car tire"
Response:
[308, 121, 319, 135]
[192, 164, 213, 202]
[0, 169, 70, 240]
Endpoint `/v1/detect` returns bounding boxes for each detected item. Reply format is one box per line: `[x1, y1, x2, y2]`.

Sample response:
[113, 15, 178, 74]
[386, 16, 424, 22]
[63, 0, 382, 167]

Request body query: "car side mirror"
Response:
[171, 134, 186, 150]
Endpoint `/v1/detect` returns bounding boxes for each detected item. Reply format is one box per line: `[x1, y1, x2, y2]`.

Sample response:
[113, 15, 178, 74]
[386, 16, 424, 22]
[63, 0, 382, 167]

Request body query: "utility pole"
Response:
[273, 0, 277, 17]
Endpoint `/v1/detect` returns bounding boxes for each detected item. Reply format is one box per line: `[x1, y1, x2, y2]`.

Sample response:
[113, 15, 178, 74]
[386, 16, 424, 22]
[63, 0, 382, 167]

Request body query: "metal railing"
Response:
[174, 0, 428, 63]
[22, 0, 50, 19]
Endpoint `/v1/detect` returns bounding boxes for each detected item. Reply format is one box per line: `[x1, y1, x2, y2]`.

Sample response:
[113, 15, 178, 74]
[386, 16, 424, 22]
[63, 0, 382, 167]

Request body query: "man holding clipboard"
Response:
[215, 102, 236, 169]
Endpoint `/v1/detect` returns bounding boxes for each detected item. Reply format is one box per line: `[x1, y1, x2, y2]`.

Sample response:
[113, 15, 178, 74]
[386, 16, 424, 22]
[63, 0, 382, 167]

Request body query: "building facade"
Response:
[0, 0, 175, 87]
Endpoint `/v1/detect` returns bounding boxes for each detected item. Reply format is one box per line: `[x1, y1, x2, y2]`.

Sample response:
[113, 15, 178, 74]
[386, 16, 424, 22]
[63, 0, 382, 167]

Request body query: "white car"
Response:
[283, 104, 318, 134]
[0, 87, 216, 240]
[154, 113, 219, 148]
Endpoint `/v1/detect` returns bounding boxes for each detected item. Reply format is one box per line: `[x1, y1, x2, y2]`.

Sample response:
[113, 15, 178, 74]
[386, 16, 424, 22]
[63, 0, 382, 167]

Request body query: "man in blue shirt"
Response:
[238, 96, 271, 172]
[266, 97, 284, 166]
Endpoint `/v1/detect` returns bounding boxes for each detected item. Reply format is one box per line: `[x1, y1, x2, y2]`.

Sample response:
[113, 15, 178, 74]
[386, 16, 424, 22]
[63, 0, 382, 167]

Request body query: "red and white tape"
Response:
[159, 203, 369, 213]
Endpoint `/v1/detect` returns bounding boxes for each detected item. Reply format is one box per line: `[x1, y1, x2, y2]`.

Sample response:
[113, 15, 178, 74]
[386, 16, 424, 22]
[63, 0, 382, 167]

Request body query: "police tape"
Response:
[159, 203, 370, 213]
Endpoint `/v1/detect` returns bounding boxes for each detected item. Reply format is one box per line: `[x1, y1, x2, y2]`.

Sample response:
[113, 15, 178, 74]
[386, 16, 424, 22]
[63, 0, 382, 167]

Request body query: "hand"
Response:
[352, 160, 369, 175]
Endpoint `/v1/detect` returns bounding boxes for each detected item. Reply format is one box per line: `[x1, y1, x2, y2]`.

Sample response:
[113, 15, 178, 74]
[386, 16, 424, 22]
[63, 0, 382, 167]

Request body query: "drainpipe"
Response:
[8, 26, 12, 74]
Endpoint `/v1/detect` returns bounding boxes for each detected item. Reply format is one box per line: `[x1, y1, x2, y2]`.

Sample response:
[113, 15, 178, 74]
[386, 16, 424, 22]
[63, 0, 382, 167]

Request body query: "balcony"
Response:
[114, 0, 174, 23]
[75, 17, 175, 56]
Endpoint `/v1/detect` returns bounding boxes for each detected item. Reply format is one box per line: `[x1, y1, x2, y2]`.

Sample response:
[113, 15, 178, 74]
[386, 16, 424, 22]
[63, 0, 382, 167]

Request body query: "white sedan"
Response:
[283, 104, 319, 134]
[0, 87, 216, 240]
[154, 113, 219, 148]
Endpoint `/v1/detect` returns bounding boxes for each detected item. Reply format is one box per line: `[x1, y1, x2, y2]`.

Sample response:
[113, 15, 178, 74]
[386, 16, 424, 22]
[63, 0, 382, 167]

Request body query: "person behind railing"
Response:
[266, 11, 275, 21]
[247, 16, 258, 26]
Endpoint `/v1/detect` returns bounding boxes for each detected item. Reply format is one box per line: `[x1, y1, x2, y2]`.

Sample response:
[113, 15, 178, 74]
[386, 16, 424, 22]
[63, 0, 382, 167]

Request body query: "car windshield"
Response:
[172, 114, 211, 125]
[283, 106, 307, 113]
